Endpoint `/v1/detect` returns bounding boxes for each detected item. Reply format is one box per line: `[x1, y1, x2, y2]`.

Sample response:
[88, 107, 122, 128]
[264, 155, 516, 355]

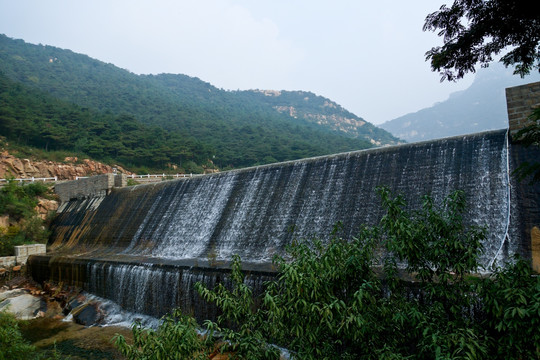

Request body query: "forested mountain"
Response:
[380, 63, 540, 142]
[0, 34, 397, 170]
[0, 72, 212, 172]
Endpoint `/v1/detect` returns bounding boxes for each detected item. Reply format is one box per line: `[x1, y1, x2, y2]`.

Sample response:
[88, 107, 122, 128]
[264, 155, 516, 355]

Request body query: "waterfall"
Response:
[30, 129, 537, 320]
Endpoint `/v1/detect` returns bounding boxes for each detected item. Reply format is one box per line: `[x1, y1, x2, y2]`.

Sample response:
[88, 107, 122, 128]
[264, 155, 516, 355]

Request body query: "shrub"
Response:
[182, 160, 204, 174]
[116, 187, 540, 359]
[0, 180, 51, 256]
[480, 256, 540, 359]
[0, 311, 38, 360]
[113, 310, 214, 360]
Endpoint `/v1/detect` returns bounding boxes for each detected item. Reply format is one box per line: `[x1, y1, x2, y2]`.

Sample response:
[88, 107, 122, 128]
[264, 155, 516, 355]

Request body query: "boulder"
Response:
[35, 198, 59, 220]
[63, 294, 86, 315]
[71, 301, 104, 326]
[0, 288, 27, 302]
[0, 293, 46, 320]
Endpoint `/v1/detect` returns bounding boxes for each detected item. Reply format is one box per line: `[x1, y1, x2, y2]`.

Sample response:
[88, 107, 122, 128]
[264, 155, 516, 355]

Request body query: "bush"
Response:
[0, 311, 38, 360]
[182, 160, 204, 174]
[0, 180, 51, 256]
[480, 256, 540, 359]
[116, 187, 540, 359]
[113, 310, 214, 360]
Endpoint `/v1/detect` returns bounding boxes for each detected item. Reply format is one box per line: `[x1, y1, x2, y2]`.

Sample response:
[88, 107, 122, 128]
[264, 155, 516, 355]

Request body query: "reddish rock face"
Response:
[35, 198, 59, 220]
[0, 151, 131, 180]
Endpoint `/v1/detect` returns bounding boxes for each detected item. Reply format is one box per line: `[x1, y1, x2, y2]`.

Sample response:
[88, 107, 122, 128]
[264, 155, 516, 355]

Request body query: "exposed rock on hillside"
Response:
[242, 89, 400, 146]
[35, 198, 59, 220]
[0, 151, 131, 180]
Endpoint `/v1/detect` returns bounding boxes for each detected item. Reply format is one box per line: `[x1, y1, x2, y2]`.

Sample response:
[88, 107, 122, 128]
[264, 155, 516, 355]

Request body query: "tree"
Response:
[114, 188, 540, 359]
[423, 0, 540, 81]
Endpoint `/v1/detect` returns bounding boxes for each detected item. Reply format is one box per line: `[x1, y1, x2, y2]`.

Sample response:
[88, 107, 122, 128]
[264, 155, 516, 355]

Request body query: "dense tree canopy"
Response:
[0, 72, 213, 171]
[424, 0, 540, 81]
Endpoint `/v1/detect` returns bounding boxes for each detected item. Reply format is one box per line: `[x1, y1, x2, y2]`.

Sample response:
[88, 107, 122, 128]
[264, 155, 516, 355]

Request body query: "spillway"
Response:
[28, 129, 540, 319]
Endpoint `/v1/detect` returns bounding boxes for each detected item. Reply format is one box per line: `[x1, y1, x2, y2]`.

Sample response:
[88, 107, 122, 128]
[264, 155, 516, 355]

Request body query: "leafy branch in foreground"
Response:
[196, 255, 280, 360]
[0, 311, 38, 360]
[423, 0, 539, 81]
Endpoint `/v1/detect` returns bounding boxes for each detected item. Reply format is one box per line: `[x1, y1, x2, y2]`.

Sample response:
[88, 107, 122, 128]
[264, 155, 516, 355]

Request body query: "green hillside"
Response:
[0, 72, 213, 171]
[0, 34, 395, 170]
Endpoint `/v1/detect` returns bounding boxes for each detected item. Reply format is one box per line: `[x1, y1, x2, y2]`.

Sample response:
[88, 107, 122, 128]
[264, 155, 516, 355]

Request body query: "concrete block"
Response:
[35, 244, 46, 254]
[115, 174, 127, 188]
[14, 244, 46, 256]
[14, 246, 27, 257]
[55, 174, 115, 203]
[16, 256, 28, 265]
[0, 256, 16, 267]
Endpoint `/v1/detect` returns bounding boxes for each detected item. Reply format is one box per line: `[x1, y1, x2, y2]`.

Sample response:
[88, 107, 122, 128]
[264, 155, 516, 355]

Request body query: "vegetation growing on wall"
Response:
[114, 188, 540, 360]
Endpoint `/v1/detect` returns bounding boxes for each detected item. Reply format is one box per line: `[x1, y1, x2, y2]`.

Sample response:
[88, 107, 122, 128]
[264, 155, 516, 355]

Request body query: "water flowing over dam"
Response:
[29, 129, 540, 319]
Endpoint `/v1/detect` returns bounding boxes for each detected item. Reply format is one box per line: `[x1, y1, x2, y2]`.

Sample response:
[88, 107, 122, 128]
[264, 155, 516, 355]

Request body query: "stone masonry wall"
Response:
[54, 173, 128, 203]
[0, 244, 46, 267]
[506, 81, 540, 273]
[54, 174, 115, 203]
[506, 81, 540, 137]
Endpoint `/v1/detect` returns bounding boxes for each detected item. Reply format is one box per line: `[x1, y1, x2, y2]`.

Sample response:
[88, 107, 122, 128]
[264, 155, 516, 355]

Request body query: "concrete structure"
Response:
[26, 82, 540, 321]
[506, 81, 540, 272]
[0, 256, 16, 267]
[0, 244, 46, 267]
[506, 81, 540, 137]
[14, 244, 46, 257]
[54, 173, 127, 203]
[114, 173, 127, 188]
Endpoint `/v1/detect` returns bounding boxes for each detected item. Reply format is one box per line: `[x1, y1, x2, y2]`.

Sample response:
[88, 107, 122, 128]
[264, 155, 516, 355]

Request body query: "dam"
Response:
[28, 82, 540, 320]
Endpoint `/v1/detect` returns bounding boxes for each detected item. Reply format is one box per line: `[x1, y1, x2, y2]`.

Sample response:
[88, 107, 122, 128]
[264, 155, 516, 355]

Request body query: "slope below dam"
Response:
[29, 129, 540, 320]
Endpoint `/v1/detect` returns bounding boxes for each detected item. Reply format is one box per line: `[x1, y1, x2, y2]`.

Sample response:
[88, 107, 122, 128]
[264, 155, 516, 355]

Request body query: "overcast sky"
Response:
[0, 0, 476, 125]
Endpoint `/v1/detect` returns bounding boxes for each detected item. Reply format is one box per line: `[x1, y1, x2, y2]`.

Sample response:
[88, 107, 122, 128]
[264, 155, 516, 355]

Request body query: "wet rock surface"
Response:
[1, 276, 131, 359]
[0, 292, 46, 320]
[71, 301, 105, 326]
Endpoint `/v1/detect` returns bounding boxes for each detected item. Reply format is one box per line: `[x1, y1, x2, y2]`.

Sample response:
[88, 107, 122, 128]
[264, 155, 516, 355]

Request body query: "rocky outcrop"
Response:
[0, 152, 131, 180]
[0, 288, 46, 320]
[35, 198, 59, 220]
[245, 89, 400, 146]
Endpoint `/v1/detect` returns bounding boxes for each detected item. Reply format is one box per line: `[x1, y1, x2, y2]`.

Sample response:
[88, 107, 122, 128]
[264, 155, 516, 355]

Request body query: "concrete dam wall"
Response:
[29, 129, 540, 319]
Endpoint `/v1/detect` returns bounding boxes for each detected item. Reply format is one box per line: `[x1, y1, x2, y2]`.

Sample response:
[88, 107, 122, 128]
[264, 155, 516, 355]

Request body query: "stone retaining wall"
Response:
[506, 81, 540, 137]
[0, 244, 46, 267]
[54, 173, 128, 203]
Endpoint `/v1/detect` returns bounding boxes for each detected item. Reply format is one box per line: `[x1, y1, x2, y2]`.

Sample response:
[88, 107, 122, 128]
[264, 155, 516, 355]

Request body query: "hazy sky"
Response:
[0, 0, 475, 125]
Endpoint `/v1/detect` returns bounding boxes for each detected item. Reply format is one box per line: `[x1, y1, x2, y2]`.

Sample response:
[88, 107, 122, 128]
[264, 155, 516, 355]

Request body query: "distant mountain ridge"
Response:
[0, 34, 398, 171]
[380, 63, 540, 142]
